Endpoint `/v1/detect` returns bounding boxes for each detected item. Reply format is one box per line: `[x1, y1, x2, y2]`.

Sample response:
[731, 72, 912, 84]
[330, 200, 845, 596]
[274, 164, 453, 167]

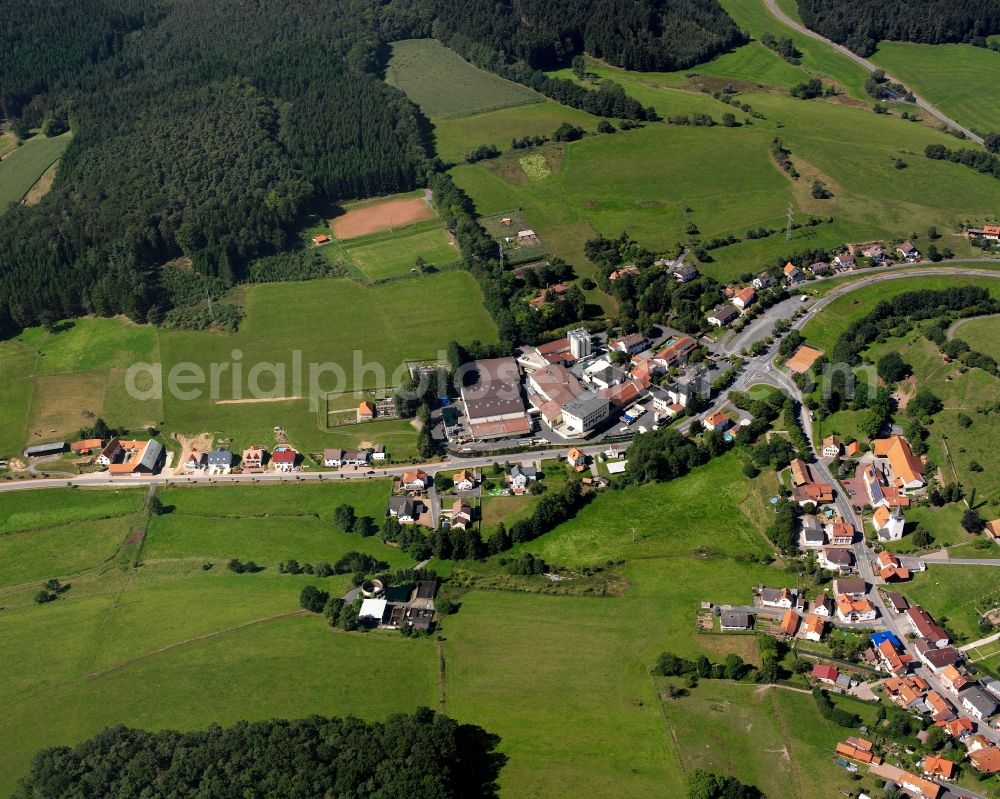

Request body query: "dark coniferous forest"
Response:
[12, 710, 505, 798]
[797, 0, 1000, 55]
[0, 0, 742, 335]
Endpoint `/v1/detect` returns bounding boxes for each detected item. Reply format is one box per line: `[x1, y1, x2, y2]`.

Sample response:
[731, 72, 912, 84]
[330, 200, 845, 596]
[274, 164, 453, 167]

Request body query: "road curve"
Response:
[762, 0, 984, 145]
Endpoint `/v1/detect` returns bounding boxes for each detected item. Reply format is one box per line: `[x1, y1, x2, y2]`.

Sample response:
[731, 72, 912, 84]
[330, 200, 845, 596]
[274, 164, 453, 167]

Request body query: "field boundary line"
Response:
[437, 638, 447, 713]
[85, 609, 309, 680]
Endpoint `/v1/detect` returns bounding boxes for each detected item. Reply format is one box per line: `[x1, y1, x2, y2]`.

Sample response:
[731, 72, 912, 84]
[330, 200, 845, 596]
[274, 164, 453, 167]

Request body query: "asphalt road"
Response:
[763, 0, 984, 144]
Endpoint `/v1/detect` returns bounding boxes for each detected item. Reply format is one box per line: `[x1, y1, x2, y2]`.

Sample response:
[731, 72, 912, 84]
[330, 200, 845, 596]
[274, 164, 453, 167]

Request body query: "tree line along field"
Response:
[385, 39, 543, 119]
[0, 454, 875, 798]
[0, 270, 495, 460]
[0, 131, 71, 211]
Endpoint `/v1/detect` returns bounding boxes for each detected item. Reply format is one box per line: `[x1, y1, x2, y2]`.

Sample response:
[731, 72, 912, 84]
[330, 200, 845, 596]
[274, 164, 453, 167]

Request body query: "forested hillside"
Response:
[0, 0, 741, 333]
[798, 0, 1000, 55]
[12, 710, 504, 798]
[429, 0, 745, 72]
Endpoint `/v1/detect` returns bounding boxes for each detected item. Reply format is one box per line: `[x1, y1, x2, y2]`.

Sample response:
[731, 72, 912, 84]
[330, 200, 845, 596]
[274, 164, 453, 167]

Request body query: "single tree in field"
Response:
[333, 503, 356, 532]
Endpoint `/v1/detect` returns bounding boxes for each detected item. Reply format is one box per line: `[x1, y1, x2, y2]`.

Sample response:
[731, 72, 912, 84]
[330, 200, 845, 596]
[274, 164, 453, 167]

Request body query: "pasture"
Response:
[386, 39, 541, 118]
[0, 482, 436, 795]
[330, 191, 434, 240]
[509, 454, 779, 565]
[432, 101, 600, 164]
[449, 66, 1000, 283]
[0, 131, 71, 211]
[872, 42, 1000, 136]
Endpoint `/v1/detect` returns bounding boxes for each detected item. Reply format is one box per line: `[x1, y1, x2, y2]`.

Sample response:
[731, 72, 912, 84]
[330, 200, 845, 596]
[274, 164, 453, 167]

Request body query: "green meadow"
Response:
[0, 450, 867, 798]
[724, 0, 870, 99]
[0, 317, 163, 455]
[450, 54, 1000, 283]
[0, 131, 71, 210]
[872, 42, 1000, 136]
[0, 482, 435, 795]
[0, 270, 495, 459]
[158, 271, 494, 457]
[952, 315, 1000, 361]
[386, 39, 541, 118]
[898, 565, 1000, 642]
[801, 275, 1000, 353]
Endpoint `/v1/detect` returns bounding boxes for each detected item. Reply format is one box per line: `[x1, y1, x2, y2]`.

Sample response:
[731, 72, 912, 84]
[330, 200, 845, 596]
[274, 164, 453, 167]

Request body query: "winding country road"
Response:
[762, 0, 984, 144]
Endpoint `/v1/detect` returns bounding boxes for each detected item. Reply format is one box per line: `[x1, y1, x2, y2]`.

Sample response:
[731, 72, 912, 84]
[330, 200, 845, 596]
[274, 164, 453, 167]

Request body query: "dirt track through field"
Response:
[331, 197, 434, 240]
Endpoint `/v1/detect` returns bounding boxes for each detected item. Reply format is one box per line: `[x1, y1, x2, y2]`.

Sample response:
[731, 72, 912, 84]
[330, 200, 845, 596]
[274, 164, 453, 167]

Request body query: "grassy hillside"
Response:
[386, 39, 542, 118]
[872, 42, 1000, 137]
[0, 132, 71, 210]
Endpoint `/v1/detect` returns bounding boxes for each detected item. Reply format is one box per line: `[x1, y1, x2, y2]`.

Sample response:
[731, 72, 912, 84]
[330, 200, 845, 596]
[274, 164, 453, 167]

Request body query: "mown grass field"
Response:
[345, 226, 459, 280]
[872, 42, 1000, 136]
[0, 131, 71, 210]
[158, 271, 494, 457]
[386, 39, 541, 118]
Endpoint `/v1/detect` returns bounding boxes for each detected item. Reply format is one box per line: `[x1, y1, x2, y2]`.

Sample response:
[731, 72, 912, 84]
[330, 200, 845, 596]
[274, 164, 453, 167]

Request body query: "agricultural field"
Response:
[872, 42, 1000, 137]
[386, 39, 541, 118]
[0, 131, 71, 210]
[0, 483, 436, 796]
[158, 272, 494, 457]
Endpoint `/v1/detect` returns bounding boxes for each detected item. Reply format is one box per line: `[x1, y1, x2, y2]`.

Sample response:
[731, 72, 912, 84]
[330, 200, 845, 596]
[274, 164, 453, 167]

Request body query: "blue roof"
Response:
[870, 631, 901, 648]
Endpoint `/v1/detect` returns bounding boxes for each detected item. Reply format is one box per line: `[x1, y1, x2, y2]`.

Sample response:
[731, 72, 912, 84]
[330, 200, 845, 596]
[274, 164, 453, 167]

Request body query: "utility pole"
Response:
[785, 204, 794, 241]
